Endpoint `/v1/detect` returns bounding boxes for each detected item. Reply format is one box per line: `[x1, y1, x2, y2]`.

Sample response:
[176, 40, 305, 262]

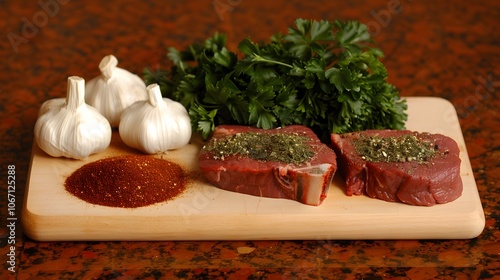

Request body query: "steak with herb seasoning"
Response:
[330, 130, 463, 206]
[198, 125, 337, 206]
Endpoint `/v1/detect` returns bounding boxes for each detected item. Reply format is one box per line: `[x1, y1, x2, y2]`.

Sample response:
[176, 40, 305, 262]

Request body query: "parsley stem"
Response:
[251, 54, 293, 68]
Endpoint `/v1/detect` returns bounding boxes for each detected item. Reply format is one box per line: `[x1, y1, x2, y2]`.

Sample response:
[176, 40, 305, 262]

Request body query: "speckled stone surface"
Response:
[0, 0, 499, 279]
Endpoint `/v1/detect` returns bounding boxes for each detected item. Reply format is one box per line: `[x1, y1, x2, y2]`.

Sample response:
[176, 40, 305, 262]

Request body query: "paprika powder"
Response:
[65, 155, 187, 208]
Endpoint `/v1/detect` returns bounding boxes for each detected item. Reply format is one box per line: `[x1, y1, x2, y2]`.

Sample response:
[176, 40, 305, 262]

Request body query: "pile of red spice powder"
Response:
[65, 155, 187, 208]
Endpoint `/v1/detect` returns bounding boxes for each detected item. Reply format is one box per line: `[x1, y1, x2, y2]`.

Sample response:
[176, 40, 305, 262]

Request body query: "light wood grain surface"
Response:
[21, 97, 485, 241]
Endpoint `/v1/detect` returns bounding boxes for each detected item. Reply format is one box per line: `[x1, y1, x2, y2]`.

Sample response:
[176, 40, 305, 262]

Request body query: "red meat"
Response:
[198, 125, 337, 206]
[330, 130, 463, 206]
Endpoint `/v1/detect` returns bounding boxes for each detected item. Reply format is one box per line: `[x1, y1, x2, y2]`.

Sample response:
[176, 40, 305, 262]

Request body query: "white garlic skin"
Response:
[34, 76, 112, 159]
[85, 55, 147, 127]
[38, 98, 65, 117]
[119, 83, 192, 154]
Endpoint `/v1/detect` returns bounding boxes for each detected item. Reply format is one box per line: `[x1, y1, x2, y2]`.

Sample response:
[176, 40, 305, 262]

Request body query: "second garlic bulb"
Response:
[85, 55, 148, 127]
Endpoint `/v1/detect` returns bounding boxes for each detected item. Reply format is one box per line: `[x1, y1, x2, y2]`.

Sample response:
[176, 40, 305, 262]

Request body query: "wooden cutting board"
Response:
[21, 97, 485, 241]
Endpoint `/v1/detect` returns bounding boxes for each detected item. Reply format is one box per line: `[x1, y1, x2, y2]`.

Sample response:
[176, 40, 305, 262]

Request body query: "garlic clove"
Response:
[38, 98, 65, 117]
[34, 76, 112, 159]
[119, 83, 192, 154]
[85, 55, 148, 127]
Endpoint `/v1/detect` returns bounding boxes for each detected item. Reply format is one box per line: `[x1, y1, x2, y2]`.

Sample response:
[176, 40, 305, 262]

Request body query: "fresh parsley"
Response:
[144, 19, 407, 141]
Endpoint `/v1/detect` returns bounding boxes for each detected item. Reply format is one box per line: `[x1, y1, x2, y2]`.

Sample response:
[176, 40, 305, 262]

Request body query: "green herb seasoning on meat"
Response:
[353, 134, 439, 163]
[144, 19, 408, 141]
[204, 132, 315, 165]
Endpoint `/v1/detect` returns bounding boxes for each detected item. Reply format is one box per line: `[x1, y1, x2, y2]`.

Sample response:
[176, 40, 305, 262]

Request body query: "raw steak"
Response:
[330, 130, 463, 206]
[198, 125, 337, 206]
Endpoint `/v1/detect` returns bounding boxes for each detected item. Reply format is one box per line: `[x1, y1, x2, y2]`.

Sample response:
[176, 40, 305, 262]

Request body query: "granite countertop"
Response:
[1, 0, 498, 279]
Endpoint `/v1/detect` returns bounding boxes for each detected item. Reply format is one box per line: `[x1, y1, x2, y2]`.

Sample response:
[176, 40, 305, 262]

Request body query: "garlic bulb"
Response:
[119, 83, 192, 154]
[85, 54, 147, 127]
[34, 76, 112, 159]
